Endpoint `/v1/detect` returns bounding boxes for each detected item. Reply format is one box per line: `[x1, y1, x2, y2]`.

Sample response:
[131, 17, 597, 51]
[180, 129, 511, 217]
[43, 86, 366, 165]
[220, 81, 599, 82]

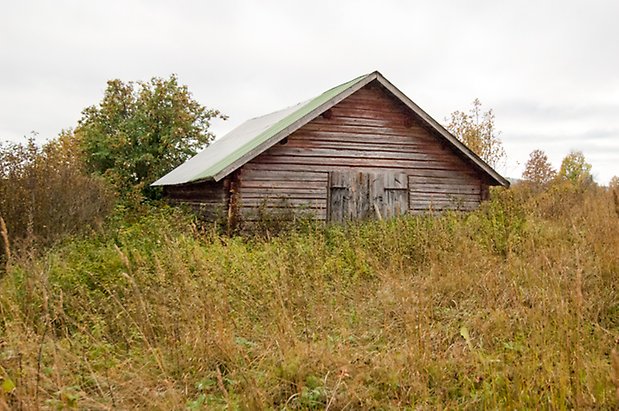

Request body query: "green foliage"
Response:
[1, 378, 15, 394]
[1, 186, 618, 408]
[446, 98, 506, 167]
[558, 150, 593, 186]
[76, 75, 226, 200]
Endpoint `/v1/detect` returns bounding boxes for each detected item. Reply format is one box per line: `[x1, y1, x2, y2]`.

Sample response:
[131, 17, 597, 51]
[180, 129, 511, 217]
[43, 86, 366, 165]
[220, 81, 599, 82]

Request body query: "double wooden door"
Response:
[328, 171, 408, 222]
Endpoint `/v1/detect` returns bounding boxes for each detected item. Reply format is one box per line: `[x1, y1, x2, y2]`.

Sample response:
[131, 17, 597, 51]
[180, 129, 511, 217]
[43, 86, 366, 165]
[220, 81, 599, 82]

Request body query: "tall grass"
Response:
[0, 184, 618, 409]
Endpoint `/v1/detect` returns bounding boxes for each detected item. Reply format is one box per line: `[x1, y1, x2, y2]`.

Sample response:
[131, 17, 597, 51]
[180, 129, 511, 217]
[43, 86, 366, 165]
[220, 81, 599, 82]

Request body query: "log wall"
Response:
[238, 81, 489, 220]
[163, 180, 228, 220]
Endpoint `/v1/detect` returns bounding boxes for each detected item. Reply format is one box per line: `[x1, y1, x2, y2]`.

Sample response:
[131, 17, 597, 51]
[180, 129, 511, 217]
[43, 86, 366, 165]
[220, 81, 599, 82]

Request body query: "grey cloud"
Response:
[1, 0, 618, 183]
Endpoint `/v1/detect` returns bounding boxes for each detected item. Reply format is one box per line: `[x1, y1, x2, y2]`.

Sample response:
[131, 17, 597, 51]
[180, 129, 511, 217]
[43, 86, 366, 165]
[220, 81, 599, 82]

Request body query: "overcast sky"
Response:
[1, 0, 618, 183]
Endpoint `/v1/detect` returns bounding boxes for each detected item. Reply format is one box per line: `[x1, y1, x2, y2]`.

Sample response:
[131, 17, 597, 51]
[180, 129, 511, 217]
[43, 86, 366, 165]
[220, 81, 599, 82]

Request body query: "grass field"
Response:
[1, 184, 618, 409]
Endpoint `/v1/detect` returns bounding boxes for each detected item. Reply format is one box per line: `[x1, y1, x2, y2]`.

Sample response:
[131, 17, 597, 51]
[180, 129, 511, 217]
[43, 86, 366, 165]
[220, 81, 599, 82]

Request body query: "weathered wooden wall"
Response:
[163, 180, 228, 220]
[237, 81, 490, 221]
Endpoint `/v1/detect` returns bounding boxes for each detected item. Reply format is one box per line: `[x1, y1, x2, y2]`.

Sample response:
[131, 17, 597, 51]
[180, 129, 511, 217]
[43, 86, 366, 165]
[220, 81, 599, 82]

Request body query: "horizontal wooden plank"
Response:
[409, 184, 481, 195]
[240, 181, 327, 190]
[241, 185, 326, 193]
[326, 109, 410, 123]
[285, 138, 445, 153]
[241, 191, 327, 200]
[410, 192, 481, 200]
[251, 157, 472, 173]
[333, 96, 410, 112]
[408, 175, 479, 184]
[290, 129, 437, 144]
[409, 192, 479, 200]
[315, 114, 395, 126]
[240, 198, 327, 207]
[283, 143, 444, 158]
[259, 148, 470, 169]
[240, 169, 328, 182]
[243, 162, 478, 179]
[298, 123, 430, 137]
[410, 199, 480, 208]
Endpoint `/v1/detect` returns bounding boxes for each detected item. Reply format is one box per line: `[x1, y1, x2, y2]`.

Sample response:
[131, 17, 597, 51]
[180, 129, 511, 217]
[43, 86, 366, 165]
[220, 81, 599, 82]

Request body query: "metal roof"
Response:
[152, 71, 509, 187]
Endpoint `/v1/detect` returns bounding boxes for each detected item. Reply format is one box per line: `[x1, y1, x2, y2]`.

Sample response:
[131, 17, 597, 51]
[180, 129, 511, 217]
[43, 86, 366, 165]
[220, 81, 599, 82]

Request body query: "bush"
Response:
[0, 133, 115, 259]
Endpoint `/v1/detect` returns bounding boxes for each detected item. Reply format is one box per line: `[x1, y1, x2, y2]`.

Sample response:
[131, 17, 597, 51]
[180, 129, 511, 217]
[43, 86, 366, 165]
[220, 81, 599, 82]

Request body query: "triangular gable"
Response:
[152, 71, 509, 187]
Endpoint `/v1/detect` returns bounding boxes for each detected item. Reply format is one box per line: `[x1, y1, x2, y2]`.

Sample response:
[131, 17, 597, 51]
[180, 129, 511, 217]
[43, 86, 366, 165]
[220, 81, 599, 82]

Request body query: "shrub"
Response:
[0, 133, 115, 259]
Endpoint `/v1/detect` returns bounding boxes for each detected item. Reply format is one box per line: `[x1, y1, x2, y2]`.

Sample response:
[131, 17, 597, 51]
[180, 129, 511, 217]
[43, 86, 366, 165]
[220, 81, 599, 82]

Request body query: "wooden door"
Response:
[379, 172, 408, 219]
[328, 171, 409, 222]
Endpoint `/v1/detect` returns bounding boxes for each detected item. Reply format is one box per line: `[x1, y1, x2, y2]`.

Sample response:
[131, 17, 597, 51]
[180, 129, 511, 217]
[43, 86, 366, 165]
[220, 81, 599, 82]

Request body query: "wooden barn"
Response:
[152, 71, 509, 225]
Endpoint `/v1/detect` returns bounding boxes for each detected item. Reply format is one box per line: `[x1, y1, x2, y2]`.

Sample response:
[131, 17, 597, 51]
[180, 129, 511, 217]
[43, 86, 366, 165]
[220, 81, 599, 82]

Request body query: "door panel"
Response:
[382, 172, 408, 218]
[328, 171, 409, 222]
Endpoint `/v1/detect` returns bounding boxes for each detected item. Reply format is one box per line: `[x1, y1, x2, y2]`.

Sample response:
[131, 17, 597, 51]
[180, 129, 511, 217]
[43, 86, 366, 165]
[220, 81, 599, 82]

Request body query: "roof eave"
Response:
[153, 176, 215, 187]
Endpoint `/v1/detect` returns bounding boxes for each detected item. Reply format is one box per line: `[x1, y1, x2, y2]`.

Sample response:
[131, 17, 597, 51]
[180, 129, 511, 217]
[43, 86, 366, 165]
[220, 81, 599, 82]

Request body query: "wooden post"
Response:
[481, 184, 490, 201]
[226, 170, 241, 234]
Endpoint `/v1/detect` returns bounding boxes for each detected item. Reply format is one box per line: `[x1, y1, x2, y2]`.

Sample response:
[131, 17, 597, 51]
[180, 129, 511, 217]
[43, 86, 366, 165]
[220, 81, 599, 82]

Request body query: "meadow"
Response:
[1, 183, 618, 409]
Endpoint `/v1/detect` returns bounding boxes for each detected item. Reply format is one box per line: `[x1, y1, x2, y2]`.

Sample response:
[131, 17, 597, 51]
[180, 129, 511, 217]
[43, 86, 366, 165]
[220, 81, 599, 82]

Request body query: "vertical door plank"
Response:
[383, 172, 409, 218]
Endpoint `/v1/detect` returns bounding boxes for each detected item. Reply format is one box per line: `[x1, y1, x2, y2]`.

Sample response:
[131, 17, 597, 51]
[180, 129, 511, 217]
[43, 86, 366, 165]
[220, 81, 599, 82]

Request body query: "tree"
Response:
[558, 150, 593, 186]
[446, 98, 506, 168]
[76, 75, 226, 200]
[522, 149, 556, 186]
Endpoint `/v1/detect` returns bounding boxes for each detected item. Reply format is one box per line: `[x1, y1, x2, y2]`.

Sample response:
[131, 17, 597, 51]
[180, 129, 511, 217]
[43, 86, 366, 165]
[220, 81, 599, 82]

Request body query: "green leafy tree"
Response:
[76, 74, 226, 200]
[522, 149, 556, 186]
[446, 98, 506, 168]
[558, 150, 593, 186]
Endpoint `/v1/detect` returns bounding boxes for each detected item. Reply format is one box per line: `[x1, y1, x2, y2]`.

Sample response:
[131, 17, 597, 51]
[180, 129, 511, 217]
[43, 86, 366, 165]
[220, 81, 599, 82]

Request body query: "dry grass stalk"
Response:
[0, 216, 10, 262]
